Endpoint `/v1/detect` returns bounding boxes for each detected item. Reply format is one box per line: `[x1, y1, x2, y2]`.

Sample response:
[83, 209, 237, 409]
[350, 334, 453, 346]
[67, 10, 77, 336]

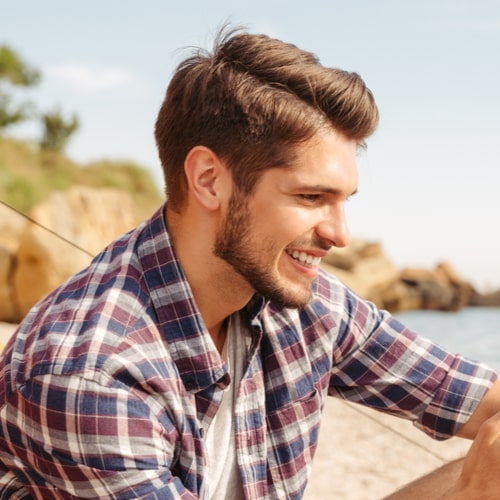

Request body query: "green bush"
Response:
[0, 138, 163, 217]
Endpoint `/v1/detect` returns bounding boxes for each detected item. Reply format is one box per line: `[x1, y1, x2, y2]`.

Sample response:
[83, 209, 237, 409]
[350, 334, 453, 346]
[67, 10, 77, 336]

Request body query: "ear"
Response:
[184, 146, 226, 211]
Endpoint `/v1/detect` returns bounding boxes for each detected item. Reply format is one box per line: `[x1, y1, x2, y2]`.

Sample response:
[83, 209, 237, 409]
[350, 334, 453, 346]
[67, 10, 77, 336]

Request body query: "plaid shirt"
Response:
[0, 205, 496, 499]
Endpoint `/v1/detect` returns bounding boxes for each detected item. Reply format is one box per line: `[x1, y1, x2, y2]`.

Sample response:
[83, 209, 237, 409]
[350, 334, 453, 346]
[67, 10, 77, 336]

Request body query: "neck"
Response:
[165, 206, 253, 350]
[210, 318, 228, 353]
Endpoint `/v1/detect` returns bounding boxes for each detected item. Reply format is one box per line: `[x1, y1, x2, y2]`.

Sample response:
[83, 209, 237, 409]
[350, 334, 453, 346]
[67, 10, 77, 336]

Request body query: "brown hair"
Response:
[155, 28, 379, 211]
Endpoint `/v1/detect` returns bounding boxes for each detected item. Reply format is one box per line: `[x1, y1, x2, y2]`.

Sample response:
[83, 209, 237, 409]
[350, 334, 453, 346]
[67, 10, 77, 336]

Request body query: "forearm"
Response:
[457, 379, 500, 439]
[383, 458, 464, 500]
[387, 404, 500, 500]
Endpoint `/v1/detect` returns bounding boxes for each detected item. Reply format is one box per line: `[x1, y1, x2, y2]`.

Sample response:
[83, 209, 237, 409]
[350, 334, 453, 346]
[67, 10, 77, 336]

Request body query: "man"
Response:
[0, 28, 499, 499]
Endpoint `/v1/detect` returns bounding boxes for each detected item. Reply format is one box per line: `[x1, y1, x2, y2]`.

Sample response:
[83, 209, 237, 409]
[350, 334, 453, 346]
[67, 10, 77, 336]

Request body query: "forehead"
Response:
[263, 129, 359, 193]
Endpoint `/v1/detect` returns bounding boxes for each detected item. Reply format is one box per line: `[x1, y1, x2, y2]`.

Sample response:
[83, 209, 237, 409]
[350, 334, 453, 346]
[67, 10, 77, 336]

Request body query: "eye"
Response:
[297, 193, 322, 203]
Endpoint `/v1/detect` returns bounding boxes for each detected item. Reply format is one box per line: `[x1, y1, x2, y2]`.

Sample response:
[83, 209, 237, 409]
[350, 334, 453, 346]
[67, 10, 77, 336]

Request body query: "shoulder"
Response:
[4, 211, 169, 381]
[24, 207, 169, 330]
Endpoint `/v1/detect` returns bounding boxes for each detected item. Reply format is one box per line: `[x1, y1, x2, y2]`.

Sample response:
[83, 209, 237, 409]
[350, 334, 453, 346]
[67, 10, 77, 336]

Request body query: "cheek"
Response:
[250, 200, 318, 245]
[282, 208, 319, 238]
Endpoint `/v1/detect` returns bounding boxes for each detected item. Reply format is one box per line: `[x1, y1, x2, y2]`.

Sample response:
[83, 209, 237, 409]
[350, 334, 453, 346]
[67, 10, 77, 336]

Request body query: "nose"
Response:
[316, 204, 350, 248]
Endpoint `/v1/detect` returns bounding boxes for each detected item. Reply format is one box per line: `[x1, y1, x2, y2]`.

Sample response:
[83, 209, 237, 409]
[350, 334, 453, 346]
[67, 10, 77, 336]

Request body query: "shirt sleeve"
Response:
[1, 373, 199, 499]
[328, 287, 498, 440]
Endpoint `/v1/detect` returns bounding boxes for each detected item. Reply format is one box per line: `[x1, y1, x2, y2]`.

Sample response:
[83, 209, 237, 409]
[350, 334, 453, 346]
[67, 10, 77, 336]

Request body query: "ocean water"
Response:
[394, 307, 500, 373]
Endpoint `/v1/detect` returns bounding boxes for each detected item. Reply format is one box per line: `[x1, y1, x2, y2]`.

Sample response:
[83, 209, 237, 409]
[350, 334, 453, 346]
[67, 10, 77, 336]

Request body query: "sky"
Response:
[2, 0, 500, 291]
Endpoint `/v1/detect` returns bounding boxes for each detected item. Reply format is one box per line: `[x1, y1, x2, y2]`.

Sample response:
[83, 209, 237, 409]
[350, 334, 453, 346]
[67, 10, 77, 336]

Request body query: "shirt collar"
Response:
[137, 204, 265, 393]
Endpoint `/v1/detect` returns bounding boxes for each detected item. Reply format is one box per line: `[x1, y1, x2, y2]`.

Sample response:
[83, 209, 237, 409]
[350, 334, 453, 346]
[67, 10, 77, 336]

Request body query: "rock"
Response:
[378, 281, 424, 312]
[0, 248, 20, 322]
[469, 290, 500, 307]
[436, 262, 476, 309]
[322, 241, 385, 272]
[321, 243, 479, 313]
[322, 247, 356, 271]
[321, 240, 400, 302]
[0, 203, 27, 252]
[13, 186, 145, 319]
[398, 267, 454, 310]
[0, 204, 26, 322]
[385, 262, 474, 312]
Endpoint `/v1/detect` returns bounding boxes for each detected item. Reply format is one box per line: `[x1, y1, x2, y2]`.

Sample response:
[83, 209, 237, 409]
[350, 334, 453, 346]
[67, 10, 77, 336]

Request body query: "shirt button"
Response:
[200, 428, 205, 438]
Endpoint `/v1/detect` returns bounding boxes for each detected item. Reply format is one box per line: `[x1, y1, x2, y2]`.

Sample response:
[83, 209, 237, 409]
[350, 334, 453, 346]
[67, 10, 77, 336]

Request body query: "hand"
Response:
[448, 412, 500, 499]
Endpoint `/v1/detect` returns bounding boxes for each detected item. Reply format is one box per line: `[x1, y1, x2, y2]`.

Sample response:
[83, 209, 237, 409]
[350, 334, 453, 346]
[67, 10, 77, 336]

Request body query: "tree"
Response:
[40, 109, 79, 152]
[0, 45, 40, 86]
[0, 44, 40, 132]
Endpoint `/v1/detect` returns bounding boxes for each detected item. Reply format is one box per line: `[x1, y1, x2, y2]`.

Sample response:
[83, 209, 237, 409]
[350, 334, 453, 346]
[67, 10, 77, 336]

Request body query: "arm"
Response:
[385, 381, 500, 499]
[448, 410, 500, 499]
[386, 410, 500, 500]
[457, 379, 500, 438]
[383, 459, 464, 499]
[329, 293, 497, 440]
[443, 381, 500, 499]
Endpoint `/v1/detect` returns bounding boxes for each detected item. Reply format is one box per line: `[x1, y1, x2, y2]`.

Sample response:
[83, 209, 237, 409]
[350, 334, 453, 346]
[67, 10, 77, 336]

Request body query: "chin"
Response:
[266, 283, 313, 309]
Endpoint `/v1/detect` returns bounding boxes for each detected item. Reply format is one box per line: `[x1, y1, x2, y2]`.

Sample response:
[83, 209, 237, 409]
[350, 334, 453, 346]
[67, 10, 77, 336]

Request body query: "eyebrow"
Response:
[301, 184, 359, 198]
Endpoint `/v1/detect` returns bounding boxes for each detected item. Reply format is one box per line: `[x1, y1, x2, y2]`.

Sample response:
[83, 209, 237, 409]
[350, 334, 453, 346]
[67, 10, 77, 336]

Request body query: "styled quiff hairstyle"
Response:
[155, 28, 379, 211]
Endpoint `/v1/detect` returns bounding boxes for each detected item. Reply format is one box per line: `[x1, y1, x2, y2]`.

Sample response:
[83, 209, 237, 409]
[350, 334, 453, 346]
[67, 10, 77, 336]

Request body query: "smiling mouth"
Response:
[286, 250, 322, 268]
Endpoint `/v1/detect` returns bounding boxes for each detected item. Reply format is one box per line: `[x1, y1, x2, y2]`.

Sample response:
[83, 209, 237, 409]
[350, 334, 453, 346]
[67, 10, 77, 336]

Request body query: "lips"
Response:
[286, 249, 322, 268]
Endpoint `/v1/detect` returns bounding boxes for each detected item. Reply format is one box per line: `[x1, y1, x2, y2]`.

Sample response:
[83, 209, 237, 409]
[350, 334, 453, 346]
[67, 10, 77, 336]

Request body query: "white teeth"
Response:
[287, 250, 321, 267]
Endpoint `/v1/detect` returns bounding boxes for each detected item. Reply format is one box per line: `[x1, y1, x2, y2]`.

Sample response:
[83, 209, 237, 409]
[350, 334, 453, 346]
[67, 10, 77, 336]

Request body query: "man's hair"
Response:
[155, 28, 379, 211]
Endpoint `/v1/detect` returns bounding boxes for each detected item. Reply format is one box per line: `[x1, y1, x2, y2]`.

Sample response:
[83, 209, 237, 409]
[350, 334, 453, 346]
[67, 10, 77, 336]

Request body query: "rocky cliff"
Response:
[0, 186, 146, 322]
[0, 186, 498, 324]
[321, 243, 486, 312]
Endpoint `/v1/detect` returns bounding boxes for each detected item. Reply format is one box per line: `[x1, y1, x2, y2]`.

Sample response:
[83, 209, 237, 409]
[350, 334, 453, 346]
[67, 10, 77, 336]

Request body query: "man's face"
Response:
[214, 128, 358, 308]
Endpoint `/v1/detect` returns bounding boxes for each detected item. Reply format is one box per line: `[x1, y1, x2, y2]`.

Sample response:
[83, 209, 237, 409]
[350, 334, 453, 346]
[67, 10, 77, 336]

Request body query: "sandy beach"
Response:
[0, 322, 470, 499]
